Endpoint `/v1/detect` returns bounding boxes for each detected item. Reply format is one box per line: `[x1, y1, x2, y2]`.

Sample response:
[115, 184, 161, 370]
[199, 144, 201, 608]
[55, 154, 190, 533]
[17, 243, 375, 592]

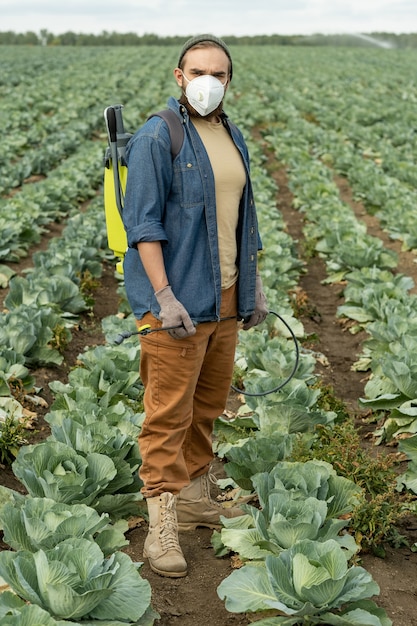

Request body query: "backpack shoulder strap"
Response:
[148, 109, 184, 159]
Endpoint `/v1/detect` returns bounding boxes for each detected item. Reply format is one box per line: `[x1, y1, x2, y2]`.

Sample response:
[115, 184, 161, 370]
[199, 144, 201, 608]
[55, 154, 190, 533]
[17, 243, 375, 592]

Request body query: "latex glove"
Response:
[155, 285, 196, 339]
[242, 275, 268, 330]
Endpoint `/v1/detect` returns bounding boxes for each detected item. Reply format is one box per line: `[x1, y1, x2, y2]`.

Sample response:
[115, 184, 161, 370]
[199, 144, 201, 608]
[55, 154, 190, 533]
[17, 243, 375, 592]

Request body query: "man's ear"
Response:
[173, 68, 183, 88]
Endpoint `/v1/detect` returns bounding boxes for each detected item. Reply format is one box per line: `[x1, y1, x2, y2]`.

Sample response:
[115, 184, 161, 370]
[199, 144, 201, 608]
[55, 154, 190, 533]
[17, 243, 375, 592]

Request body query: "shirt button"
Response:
[187, 163, 193, 168]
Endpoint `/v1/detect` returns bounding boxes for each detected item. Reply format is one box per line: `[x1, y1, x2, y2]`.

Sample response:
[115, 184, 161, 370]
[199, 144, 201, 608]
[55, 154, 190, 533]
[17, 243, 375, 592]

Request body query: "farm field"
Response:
[1, 44, 417, 625]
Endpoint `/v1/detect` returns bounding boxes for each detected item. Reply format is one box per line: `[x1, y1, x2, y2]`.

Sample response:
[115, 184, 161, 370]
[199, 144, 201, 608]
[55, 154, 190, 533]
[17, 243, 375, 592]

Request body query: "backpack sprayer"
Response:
[103, 104, 184, 274]
[103, 106, 300, 396]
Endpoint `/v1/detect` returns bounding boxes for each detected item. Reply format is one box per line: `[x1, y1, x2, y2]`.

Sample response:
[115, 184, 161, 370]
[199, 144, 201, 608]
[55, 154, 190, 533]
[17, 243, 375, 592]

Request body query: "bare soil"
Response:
[1, 166, 417, 625]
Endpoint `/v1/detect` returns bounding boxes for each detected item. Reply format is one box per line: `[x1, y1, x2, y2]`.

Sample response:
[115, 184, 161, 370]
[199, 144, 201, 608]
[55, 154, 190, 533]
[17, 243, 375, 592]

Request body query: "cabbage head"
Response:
[218, 539, 391, 625]
[0, 538, 152, 622]
[0, 495, 128, 555]
[12, 441, 142, 519]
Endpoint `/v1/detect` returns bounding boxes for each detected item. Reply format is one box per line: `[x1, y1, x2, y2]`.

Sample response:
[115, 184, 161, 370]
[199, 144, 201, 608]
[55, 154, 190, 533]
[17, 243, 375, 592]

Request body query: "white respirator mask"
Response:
[182, 72, 227, 116]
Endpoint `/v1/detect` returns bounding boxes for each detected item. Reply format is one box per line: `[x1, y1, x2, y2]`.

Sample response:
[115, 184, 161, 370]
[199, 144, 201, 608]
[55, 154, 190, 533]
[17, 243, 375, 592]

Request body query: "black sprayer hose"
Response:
[113, 311, 300, 396]
[231, 310, 300, 397]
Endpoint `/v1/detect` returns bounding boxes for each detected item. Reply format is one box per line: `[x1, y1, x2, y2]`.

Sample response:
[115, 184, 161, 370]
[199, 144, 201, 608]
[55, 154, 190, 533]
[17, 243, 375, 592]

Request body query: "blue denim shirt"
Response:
[122, 97, 261, 323]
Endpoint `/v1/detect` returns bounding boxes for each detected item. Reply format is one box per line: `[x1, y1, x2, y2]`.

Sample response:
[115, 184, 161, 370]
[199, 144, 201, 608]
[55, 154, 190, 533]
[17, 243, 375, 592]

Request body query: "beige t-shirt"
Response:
[192, 117, 246, 289]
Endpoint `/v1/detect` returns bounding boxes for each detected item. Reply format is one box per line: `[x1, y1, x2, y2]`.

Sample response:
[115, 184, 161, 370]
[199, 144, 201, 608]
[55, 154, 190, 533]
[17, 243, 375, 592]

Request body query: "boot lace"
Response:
[159, 496, 180, 550]
[203, 471, 223, 508]
[205, 471, 242, 513]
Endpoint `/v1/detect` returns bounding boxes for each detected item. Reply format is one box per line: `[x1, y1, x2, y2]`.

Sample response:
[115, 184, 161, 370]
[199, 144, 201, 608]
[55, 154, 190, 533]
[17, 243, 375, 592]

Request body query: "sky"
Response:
[0, 0, 415, 37]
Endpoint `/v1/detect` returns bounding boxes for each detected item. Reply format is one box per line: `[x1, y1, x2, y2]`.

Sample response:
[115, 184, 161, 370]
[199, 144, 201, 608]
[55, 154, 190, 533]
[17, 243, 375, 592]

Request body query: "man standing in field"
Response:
[122, 34, 267, 578]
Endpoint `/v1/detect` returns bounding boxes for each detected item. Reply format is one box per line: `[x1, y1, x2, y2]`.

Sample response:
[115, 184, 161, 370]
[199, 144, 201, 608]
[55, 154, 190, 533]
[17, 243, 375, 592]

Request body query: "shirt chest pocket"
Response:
[172, 160, 205, 209]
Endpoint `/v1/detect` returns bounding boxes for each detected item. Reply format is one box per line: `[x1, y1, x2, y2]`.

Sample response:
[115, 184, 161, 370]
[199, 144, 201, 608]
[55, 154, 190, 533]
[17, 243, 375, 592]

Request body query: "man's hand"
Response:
[155, 285, 196, 339]
[242, 275, 268, 330]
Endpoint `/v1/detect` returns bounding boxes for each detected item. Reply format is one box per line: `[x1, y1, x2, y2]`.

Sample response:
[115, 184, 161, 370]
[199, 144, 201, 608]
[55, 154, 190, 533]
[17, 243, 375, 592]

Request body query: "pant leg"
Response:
[183, 284, 238, 479]
[138, 284, 238, 497]
[138, 312, 213, 498]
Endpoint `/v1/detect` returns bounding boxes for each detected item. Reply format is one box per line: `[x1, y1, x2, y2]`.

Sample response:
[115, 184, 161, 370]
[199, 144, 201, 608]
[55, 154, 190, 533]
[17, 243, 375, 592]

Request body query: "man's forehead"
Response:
[182, 46, 230, 70]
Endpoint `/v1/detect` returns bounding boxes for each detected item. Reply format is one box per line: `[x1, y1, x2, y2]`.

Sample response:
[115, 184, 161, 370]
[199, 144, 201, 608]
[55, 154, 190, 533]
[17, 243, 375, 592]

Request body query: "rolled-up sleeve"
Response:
[123, 121, 173, 248]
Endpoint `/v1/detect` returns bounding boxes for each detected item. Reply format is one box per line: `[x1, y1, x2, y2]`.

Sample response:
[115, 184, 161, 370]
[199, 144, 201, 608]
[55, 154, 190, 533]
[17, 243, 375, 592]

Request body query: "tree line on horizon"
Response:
[1, 30, 416, 48]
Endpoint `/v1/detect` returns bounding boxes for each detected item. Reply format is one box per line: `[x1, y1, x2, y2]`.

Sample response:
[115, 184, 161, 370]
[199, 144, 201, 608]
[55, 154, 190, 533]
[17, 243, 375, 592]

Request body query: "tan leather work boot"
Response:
[143, 492, 187, 577]
[176, 472, 244, 531]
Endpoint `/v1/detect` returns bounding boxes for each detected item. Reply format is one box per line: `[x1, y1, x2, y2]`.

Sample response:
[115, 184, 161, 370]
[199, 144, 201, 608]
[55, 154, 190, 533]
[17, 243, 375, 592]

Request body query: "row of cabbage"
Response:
[240, 46, 417, 495]
[234, 45, 417, 250]
[0, 45, 407, 624]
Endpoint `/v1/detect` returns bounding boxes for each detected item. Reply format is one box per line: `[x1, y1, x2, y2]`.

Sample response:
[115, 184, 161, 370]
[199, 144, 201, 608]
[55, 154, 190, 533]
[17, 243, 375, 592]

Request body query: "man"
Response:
[122, 34, 268, 578]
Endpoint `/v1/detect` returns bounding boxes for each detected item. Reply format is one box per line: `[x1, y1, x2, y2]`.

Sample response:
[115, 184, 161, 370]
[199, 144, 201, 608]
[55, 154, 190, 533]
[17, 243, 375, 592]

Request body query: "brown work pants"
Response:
[137, 284, 238, 498]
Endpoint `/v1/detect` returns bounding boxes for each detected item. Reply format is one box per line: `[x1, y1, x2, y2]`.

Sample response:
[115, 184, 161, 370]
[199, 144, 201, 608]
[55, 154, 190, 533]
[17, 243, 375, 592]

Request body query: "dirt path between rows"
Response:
[1, 165, 417, 624]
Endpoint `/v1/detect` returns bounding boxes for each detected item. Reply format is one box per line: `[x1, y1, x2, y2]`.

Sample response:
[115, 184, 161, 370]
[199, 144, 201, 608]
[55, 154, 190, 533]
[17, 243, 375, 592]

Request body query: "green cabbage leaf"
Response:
[0, 538, 152, 623]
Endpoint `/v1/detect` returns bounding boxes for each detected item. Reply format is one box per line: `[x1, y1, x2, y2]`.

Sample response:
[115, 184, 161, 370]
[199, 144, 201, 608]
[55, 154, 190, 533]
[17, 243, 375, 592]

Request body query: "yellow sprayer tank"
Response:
[104, 160, 127, 273]
[103, 104, 131, 274]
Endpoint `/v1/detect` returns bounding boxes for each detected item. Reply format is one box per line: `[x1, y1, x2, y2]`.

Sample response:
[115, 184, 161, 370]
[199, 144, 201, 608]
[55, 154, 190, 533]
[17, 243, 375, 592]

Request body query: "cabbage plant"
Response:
[0, 495, 128, 555]
[12, 440, 142, 520]
[46, 418, 142, 494]
[46, 396, 143, 437]
[253, 461, 362, 519]
[219, 492, 358, 561]
[218, 539, 391, 625]
[0, 538, 153, 624]
[0, 349, 35, 395]
[5, 274, 88, 316]
[0, 306, 66, 367]
[217, 462, 360, 560]
[223, 433, 296, 491]
[49, 344, 142, 403]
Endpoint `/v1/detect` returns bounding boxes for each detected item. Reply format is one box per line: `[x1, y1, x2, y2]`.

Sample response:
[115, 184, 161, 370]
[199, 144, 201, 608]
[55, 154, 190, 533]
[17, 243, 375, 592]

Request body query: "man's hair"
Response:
[178, 34, 233, 79]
